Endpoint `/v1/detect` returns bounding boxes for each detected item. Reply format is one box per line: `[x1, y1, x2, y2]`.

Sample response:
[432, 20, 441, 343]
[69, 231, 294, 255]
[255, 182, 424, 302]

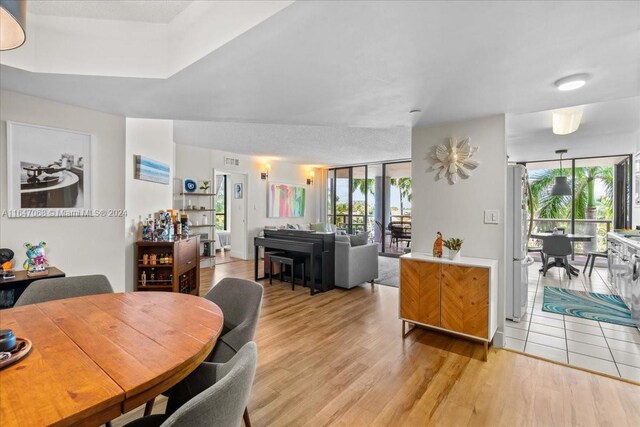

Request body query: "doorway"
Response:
[214, 171, 248, 263]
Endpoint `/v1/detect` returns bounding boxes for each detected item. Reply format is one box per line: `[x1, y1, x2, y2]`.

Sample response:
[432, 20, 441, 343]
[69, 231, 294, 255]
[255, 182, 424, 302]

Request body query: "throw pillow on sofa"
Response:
[349, 233, 369, 247]
[335, 234, 350, 243]
[311, 223, 333, 232]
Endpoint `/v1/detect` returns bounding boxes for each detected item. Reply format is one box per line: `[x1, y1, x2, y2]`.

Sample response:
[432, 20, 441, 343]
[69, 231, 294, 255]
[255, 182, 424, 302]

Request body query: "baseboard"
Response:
[493, 330, 504, 348]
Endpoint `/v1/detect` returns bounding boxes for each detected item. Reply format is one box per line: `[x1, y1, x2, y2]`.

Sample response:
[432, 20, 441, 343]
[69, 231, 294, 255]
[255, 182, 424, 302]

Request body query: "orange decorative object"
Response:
[433, 232, 443, 258]
[1, 261, 11, 272]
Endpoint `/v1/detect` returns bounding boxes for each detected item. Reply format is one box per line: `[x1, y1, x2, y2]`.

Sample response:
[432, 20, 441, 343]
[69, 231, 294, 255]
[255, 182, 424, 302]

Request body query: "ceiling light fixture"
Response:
[552, 105, 584, 135]
[554, 74, 589, 91]
[550, 149, 572, 196]
[0, 0, 27, 51]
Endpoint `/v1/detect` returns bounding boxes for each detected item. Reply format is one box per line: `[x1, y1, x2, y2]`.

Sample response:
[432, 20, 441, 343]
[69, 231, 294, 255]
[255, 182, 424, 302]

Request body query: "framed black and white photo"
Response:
[7, 121, 92, 217]
[234, 183, 243, 199]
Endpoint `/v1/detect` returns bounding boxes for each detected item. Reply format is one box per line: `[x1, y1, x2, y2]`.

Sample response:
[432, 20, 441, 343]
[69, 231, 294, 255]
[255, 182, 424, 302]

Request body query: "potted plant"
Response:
[443, 237, 463, 260]
[199, 180, 211, 193]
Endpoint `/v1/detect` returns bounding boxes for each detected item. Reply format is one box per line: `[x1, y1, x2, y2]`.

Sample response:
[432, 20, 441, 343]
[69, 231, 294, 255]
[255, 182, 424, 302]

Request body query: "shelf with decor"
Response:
[179, 192, 216, 196]
[174, 177, 217, 267]
[135, 236, 200, 295]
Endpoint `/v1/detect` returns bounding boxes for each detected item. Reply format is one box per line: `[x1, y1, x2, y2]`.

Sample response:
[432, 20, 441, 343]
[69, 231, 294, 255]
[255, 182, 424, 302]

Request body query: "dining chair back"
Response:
[127, 342, 258, 427]
[205, 278, 264, 363]
[14, 274, 114, 306]
[542, 235, 572, 279]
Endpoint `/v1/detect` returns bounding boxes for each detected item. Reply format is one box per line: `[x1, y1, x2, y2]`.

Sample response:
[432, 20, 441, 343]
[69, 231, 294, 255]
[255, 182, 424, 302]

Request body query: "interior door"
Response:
[229, 173, 247, 259]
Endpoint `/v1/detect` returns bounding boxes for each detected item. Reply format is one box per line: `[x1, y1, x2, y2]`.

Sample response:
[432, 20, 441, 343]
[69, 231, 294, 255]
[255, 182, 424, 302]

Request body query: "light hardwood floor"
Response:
[116, 260, 640, 426]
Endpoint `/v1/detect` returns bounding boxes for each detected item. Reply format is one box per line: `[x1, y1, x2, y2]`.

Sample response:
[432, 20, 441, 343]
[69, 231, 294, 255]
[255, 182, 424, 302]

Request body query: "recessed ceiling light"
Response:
[554, 74, 589, 91]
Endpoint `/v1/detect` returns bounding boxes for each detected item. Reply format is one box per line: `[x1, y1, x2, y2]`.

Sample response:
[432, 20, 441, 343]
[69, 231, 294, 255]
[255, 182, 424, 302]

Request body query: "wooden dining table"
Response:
[0, 292, 223, 427]
[530, 232, 595, 242]
[530, 232, 595, 275]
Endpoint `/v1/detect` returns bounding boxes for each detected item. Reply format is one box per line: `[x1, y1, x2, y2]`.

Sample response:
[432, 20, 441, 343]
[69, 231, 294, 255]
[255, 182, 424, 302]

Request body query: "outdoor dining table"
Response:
[0, 292, 223, 427]
[530, 232, 595, 276]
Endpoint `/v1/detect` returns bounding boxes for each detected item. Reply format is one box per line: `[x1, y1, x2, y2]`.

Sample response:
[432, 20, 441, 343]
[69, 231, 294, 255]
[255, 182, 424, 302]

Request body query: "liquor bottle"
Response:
[147, 215, 154, 240]
[137, 216, 144, 241]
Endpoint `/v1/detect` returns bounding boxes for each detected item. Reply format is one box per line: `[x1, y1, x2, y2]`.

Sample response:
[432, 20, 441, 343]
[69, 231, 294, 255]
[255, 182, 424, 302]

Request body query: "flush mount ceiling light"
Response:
[0, 0, 27, 51]
[552, 105, 584, 135]
[554, 74, 589, 91]
[550, 149, 572, 196]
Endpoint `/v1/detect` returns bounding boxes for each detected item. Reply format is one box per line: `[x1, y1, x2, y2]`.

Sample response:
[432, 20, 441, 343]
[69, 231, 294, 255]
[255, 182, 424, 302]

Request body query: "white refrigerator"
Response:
[506, 165, 532, 322]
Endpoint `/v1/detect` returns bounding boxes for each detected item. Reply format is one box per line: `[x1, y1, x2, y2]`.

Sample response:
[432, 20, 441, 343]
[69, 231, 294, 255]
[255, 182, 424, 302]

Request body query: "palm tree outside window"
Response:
[528, 158, 616, 256]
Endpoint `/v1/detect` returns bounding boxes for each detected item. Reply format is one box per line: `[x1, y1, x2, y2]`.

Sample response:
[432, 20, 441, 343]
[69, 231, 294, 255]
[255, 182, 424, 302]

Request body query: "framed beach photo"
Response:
[6, 122, 92, 217]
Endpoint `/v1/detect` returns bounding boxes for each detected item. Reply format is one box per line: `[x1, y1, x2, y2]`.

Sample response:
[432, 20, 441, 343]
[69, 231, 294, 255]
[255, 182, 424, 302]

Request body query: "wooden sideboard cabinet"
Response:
[135, 236, 200, 295]
[399, 253, 498, 360]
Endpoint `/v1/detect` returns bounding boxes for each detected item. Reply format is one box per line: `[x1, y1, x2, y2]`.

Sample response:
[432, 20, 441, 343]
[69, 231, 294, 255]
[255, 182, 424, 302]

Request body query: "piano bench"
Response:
[269, 254, 307, 290]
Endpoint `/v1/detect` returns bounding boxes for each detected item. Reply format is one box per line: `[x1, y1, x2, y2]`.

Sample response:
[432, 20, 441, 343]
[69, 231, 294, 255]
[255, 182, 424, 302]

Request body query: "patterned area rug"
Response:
[543, 286, 635, 327]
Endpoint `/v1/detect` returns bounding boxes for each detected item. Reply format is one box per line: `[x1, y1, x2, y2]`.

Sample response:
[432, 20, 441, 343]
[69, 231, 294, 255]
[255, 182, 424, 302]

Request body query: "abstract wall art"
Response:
[267, 182, 306, 218]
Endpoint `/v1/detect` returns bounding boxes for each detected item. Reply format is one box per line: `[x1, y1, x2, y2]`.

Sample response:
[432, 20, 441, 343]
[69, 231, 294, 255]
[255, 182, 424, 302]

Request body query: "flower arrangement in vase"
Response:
[443, 238, 463, 260]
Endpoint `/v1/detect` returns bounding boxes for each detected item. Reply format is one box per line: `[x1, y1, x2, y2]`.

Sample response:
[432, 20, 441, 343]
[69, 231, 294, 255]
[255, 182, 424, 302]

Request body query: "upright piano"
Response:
[254, 229, 335, 295]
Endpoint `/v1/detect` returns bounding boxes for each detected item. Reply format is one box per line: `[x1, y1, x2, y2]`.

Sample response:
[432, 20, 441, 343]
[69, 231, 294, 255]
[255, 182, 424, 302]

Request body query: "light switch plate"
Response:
[484, 209, 500, 224]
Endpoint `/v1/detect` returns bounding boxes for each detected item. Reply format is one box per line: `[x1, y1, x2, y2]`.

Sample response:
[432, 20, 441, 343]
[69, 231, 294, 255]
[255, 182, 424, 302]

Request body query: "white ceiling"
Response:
[173, 120, 411, 166]
[1, 1, 639, 164]
[28, 0, 193, 23]
[507, 96, 640, 162]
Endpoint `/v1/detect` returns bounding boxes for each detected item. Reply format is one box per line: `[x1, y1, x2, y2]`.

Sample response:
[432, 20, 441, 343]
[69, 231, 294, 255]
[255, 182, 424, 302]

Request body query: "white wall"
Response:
[124, 118, 174, 291]
[0, 91, 127, 289]
[174, 144, 321, 259]
[411, 115, 507, 346]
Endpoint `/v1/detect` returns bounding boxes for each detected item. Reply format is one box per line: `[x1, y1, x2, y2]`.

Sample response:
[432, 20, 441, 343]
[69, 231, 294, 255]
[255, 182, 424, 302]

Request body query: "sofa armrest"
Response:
[334, 242, 378, 288]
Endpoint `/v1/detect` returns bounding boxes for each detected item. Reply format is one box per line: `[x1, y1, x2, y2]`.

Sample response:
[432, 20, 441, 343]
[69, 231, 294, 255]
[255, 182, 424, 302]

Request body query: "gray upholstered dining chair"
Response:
[144, 277, 263, 423]
[125, 342, 258, 427]
[204, 278, 264, 364]
[14, 274, 114, 306]
[542, 235, 573, 279]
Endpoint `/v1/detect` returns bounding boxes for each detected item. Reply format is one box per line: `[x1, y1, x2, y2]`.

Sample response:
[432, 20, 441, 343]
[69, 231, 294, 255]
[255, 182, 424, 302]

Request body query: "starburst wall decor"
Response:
[430, 137, 479, 184]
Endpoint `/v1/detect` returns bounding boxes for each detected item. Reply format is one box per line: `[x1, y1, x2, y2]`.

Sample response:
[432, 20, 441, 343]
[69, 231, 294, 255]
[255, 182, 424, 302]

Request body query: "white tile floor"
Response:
[505, 262, 640, 382]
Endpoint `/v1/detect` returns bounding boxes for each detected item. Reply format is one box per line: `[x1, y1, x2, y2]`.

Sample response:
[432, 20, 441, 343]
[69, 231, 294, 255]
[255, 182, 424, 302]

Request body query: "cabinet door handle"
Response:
[186, 261, 193, 265]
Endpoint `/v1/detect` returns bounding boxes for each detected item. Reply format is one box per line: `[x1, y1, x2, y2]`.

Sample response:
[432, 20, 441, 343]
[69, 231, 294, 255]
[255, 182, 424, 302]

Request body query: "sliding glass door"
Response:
[331, 166, 369, 234]
[327, 161, 412, 255]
